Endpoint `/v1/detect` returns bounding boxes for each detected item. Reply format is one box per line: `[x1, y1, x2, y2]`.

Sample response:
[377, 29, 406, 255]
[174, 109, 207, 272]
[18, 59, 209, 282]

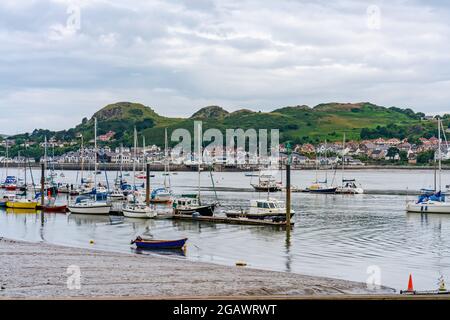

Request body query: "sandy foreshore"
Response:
[0, 237, 395, 299]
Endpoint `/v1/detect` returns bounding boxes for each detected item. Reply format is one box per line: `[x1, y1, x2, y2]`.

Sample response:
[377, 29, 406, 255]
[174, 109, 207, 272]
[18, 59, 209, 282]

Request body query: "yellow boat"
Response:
[6, 200, 38, 209]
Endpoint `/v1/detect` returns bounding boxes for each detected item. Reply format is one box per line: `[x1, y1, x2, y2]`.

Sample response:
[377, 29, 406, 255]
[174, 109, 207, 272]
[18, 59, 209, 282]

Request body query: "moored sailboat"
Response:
[406, 118, 450, 214]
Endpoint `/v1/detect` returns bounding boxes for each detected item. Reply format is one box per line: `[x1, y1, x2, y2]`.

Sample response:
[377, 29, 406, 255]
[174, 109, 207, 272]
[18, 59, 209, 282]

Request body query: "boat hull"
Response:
[6, 201, 38, 209]
[251, 185, 280, 192]
[406, 201, 450, 214]
[123, 207, 157, 218]
[133, 238, 188, 250]
[226, 211, 295, 220]
[42, 205, 68, 213]
[68, 204, 111, 215]
[336, 187, 364, 194]
[307, 187, 337, 194]
[174, 204, 215, 216]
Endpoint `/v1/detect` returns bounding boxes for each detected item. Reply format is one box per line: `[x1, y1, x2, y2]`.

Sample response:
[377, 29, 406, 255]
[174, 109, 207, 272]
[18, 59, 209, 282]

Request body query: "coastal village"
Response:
[0, 133, 446, 167]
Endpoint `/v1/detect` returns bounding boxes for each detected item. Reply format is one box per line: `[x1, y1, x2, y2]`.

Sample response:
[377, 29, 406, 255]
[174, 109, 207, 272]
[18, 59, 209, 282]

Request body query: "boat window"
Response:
[257, 202, 264, 208]
[263, 202, 270, 209]
[268, 202, 275, 208]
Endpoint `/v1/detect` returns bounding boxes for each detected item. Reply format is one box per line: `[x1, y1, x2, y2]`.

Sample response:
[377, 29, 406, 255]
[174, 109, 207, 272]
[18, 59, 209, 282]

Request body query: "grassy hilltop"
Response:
[6, 101, 442, 154]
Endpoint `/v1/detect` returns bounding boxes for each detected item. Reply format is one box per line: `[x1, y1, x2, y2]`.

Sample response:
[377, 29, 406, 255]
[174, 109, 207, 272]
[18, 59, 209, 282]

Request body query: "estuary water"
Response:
[1, 168, 450, 291]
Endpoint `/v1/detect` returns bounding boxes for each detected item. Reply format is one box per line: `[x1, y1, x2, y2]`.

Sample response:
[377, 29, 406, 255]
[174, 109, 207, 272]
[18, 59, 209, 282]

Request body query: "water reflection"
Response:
[1, 169, 450, 290]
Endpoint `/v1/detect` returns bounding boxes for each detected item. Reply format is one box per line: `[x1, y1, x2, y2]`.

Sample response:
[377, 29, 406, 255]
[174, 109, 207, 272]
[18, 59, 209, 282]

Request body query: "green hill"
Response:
[8, 101, 438, 151]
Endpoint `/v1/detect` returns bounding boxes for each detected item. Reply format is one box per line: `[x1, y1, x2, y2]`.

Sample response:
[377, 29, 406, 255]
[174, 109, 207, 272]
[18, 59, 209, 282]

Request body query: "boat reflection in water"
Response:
[6, 208, 38, 215]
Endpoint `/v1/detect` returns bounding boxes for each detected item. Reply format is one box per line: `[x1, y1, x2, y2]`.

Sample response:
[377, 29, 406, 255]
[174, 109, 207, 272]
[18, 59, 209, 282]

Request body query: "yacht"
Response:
[68, 196, 112, 215]
[225, 198, 295, 220]
[122, 203, 157, 218]
[406, 119, 450, 214]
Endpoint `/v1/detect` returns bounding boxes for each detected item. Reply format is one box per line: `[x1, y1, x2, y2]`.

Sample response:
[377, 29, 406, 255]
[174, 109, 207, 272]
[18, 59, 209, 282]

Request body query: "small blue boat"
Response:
[131, 236, 188, 250]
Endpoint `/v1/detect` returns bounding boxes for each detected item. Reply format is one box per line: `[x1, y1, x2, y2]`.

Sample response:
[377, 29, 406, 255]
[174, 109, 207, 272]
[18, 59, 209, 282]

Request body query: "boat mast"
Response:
[94, 117, 98, 193]
[324, 140, 328, 185]
[438, 118, 442, 191]
[164, 128, 168, 188]
[80, 134, 84, 184]
[5, 139, 8, 177]
[197, 125, 202, 204]
[133, 127, 137, 193]
[342, 133, 345, 185]
[142, 135, 146, 173]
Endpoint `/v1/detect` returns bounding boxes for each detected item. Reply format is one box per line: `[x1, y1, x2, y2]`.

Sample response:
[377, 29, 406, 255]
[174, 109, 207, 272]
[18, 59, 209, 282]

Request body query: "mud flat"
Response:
[0, 238, 394, 298]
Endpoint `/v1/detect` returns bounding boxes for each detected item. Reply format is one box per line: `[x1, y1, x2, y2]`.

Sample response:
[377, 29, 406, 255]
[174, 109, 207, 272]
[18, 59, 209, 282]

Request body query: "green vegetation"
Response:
[3, 101, 444, 161]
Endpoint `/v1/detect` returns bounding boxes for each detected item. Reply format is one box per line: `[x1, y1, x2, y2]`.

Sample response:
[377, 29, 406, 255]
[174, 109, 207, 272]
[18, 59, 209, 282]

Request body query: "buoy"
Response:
[89, 240, 95, 244]
[236, 261, 247, 267]
[407, 274, 414, 292]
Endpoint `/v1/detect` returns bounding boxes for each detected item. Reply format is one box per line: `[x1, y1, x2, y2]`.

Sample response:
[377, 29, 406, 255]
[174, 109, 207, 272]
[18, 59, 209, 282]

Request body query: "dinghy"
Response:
[131, 236, 188, 250]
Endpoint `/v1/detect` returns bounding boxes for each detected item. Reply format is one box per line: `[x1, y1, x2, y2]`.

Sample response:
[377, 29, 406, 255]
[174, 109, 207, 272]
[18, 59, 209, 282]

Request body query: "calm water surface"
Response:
[1, 168, 450, 291]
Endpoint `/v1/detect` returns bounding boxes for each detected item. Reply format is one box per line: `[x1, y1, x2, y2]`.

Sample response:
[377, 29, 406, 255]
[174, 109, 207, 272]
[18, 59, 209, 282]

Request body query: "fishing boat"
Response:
[406, 119, 450, 214]
[131, 236, 188, 250]
[68, 195, 112, 215]
[123, 204, 157, 218]
[225, 198, 295, 220]
[6, 199, 38, 209]
[173, 197, 216, 216]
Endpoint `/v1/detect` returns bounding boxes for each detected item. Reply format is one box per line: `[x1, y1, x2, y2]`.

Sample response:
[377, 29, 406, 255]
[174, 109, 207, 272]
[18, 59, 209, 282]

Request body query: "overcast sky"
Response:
[1, 0, 450, 134]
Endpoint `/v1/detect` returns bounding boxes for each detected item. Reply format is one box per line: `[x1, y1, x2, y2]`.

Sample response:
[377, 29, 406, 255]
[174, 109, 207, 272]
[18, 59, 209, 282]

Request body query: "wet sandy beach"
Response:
[0, 238, 394, 298]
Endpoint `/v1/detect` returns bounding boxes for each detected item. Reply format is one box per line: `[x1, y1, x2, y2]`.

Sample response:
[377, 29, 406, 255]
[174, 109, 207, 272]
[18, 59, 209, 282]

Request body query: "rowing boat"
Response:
[131, 236, 188, 250]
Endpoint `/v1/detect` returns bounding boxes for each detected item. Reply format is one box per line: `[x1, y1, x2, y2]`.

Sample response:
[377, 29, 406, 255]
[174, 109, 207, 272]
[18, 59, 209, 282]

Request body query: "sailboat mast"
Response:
[438, 118, 442, 191]
[5, 139, 8, 177]
[80, 134, 84, 183]
[342, 133, 346, 185]
[197, 126, 202, 204]
[133, 127, 137, 190]
[325, 140, 328, 185]
[142, 135, 146, 172]
[94, 117, 98, 196]
[164, 128, 168, 188]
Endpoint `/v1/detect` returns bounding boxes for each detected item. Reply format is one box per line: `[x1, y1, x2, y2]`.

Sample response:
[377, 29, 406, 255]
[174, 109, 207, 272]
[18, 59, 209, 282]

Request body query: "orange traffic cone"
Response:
[407, 274, 414, 292]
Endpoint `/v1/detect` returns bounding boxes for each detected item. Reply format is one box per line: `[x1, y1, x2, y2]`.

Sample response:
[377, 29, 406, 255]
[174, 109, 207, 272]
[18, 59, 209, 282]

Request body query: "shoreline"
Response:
[0, 237, 395, 299]
[1, 163, 449, 171]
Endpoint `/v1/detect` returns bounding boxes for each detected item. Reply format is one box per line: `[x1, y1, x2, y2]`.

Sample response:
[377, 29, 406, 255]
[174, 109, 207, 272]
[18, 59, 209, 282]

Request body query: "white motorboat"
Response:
[225, 198, 295, 220]
[122, 204, 157, 218]
[336, 179, 364, 194]
[68, 196, 112, 215]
